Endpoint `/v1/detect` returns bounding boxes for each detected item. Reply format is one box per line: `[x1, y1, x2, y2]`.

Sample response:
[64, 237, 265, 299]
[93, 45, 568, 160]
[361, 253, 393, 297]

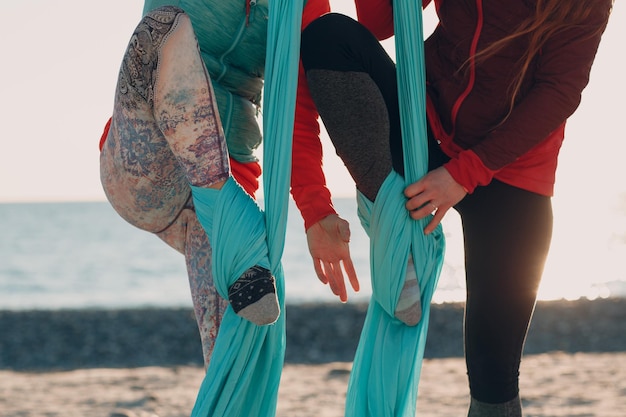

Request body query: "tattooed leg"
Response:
[100, 7, 208, 232]
[149, 9, 278, 326]
[102, 8, 276, 332]
[100, 7, 229, 364]
[152, 9, 230, 188]
[183, 212, 227, 368]
[156, 205, 228, 368]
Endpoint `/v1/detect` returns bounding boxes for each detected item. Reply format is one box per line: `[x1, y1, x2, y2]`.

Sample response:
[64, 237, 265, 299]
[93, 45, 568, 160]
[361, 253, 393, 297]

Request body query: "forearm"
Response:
[290, 62, 336, 230]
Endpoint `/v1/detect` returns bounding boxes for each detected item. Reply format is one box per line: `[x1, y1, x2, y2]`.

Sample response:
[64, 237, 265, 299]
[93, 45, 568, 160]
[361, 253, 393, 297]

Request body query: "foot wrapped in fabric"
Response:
[191, 179, 281, 326]
[228, 266, 279, 325]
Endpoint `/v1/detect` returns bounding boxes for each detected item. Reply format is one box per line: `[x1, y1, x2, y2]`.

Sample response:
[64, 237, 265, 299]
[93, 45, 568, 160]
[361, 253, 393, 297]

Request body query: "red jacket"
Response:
[291, 0, 336, 229]
[356, 0, 612, 195]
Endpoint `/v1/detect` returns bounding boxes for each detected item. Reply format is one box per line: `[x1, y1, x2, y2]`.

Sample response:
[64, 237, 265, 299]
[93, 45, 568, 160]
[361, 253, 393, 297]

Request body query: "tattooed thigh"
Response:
[100, 116, 191, 233]
[118, 6, 230, 188]
[153, 10, 230, 187]
[117, 6, 186, 109]
[100, 7, 192, 234]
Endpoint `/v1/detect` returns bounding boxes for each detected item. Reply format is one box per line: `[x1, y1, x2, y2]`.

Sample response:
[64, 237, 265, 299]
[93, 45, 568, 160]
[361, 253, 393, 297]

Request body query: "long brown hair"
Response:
[472, 0, 613, 117]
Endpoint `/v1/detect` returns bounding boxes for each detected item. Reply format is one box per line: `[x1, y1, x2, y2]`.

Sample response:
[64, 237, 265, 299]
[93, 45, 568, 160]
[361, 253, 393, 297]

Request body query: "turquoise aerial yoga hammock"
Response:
[192, 0, 303, 417]
[190, 0, 442, 415]
[345, 1, 446, 416]
[189, 0, 302, 416]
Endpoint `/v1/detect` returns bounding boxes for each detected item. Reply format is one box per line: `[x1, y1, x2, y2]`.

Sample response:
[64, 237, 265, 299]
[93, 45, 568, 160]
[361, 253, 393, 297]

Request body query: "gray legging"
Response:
[301, 13, 553, 404]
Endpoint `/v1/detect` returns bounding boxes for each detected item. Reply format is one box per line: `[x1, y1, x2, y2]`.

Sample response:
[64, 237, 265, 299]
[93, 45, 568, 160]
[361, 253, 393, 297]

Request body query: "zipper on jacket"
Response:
[246, 0, 257, 26]
[215, 0, 260, 138]
[215, 3, 255, 82]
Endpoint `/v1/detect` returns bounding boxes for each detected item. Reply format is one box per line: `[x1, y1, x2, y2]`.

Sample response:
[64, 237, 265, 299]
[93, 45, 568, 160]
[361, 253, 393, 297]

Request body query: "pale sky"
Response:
[1, 0, 624, 207]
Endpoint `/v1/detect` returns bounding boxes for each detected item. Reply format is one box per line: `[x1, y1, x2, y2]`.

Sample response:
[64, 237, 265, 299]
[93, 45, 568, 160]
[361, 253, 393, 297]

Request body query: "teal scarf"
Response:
[190, 1, 302, 416]
[345, 1, 446, 416]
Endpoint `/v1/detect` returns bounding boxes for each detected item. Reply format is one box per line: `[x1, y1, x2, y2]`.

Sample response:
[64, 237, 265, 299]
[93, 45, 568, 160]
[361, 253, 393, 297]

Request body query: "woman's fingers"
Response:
[424, 206, 448, 235]
[323, 260, 347, 302]
[313, 258, 328, 285]
[313, 257, 359, 302]
[343, 258, 360, 293]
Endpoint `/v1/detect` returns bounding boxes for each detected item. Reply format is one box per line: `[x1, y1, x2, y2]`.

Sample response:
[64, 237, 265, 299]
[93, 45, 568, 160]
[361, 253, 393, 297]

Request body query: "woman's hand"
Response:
[404, 167, 467, 234]
[306, 214, 360, 302]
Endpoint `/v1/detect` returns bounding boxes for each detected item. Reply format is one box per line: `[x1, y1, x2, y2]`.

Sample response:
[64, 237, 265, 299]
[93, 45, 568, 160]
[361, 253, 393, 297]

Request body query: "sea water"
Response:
[0, 198, 624, 310]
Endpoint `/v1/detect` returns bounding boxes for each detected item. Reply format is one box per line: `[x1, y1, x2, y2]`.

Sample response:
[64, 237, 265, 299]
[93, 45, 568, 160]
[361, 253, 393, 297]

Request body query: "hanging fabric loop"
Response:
[344, 1, 446, 416]
[190, 1, 303, 416]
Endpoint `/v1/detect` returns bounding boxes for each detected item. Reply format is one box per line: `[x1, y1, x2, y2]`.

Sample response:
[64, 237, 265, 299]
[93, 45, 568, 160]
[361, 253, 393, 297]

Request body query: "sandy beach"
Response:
[1, 298, 625, 416]
[2, 353, 625, 417]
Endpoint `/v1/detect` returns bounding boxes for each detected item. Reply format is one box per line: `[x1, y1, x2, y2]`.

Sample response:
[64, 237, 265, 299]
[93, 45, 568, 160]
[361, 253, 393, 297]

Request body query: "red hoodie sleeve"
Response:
[290, 0, 337, 230]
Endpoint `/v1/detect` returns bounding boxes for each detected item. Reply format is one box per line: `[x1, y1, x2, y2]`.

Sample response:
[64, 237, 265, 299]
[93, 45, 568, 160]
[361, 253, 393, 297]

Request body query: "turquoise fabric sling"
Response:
[189, 0, 303, 416]
[189, 0, 442, 415]
[345, 1, 446, 416]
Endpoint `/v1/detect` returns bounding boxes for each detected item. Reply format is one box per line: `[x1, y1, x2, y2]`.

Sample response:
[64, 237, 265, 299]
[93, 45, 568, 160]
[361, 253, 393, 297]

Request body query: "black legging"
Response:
[301, 13, 553, 404]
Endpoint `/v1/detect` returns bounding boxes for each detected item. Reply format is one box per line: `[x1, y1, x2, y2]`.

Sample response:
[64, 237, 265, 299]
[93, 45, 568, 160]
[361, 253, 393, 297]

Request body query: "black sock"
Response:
[228, 266, 279, 325]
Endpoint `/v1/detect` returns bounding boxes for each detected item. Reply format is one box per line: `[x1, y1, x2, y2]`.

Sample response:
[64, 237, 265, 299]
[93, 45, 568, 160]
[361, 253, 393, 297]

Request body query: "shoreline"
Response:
[1, 297, 624, 370]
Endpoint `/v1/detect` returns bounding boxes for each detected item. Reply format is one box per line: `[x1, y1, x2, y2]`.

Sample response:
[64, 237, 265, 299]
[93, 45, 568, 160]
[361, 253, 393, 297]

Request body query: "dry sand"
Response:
[2, 352, 625, 417]
[1, 299, 624, 416]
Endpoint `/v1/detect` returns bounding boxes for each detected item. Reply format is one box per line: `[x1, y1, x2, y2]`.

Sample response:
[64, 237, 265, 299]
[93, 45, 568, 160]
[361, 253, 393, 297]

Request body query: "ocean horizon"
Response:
[1, 198, 624, 311]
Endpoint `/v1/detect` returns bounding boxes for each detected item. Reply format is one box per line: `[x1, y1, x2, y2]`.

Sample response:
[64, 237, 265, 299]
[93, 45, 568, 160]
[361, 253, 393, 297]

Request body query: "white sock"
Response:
[395, 255, 422, 326]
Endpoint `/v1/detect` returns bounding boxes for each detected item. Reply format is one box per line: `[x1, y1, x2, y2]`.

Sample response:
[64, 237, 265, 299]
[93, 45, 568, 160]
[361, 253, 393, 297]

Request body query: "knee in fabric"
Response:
[303, 13, 404, 174]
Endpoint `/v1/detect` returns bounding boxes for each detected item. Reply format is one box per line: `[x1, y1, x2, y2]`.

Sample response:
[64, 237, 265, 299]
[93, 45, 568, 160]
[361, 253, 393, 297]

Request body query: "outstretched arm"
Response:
[290, 68, 361, 301]
[290, 0, 360, 301]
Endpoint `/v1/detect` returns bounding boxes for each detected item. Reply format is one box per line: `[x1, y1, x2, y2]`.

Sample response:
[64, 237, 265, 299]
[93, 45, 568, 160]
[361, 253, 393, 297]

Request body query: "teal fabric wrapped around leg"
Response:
[346, 174, 445, 417]
[344, 1, 447, 415]
[189, 179, 286, 416]
[192, 179, 271, 292]
[189, 0, 303, 415]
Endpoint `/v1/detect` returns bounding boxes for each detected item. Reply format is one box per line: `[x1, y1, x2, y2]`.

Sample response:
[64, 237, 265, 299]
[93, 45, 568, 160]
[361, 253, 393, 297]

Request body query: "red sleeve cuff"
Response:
[292, 185, 336, 230]
[443, 150, 497, 194]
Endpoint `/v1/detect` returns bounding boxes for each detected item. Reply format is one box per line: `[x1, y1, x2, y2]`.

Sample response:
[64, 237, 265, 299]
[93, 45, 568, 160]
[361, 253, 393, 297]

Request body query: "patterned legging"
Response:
[100, 6, 230, 367]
